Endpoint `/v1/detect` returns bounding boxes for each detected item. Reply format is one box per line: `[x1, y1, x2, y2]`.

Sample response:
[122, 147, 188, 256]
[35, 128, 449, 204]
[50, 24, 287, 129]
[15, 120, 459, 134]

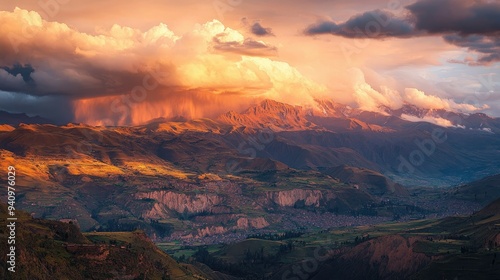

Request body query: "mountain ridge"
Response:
[2, 98, 498, 133]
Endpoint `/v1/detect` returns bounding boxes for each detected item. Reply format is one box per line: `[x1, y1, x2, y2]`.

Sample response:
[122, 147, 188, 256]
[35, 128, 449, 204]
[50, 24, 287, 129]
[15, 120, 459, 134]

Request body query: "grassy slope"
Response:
[0, 204, 207, 280]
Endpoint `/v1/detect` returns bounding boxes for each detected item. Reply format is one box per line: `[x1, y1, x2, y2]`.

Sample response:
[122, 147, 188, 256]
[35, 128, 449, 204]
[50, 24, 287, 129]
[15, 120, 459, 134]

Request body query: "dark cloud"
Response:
[1, 64, 35, 84]
[304, 0, 500, 64]
[251, 22, 274, 36]
[305, 10, 416, 38]
[0, 60, 171, 98]
[406, 0, 500, 64]
[213, 36, 277, 56]
[444, 34, 500, 65]
[0, 91, 73, 124]
[406, 0, 500, 36]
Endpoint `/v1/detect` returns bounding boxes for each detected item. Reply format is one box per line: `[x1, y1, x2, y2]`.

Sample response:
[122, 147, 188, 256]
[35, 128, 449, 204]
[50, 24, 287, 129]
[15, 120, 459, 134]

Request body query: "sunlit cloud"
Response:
[400, 114, 455, 127]
[403, 88, 488, 112]
[348, 68, 488, 114]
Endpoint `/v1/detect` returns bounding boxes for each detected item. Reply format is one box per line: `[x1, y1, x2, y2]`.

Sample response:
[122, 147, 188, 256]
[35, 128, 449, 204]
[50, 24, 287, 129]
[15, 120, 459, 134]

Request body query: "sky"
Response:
[0, 0, 498, 125]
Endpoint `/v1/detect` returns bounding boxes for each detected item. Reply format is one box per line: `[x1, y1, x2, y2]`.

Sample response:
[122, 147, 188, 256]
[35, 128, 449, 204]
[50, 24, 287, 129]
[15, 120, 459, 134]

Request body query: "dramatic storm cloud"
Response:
[0, 8, 324, 125]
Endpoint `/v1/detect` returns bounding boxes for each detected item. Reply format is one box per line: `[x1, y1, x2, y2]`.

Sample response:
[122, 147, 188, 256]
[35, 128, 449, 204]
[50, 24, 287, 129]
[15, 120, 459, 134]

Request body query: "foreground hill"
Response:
[0, 204, 214, 280]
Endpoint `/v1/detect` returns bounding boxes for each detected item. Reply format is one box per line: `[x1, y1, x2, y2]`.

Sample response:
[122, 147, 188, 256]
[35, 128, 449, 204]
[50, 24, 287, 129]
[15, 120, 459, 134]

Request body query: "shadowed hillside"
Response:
[0, 204, 214, 280]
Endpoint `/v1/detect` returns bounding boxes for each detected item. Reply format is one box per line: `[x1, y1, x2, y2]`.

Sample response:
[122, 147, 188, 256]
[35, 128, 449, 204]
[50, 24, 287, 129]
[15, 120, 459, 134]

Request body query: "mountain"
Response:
[320, 165, 409, 196]
[217, 99, 391, 132]
[0, 124, 14, 132]
[217, 99, 315, 131]
[410, 198, 500, 280]
[450, 174, 500, 204]
[313, 98, 354, 118]
[0, 111, 54, 126]
[0, 99, 499, 241]
[381, 104, 500, 133]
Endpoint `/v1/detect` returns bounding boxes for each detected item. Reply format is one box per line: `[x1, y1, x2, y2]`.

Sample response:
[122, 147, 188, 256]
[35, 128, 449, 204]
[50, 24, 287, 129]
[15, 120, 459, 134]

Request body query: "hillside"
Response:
[0, 204, 210, 280]
[320, 165, 409, 196]
[450, 174, 500, 204]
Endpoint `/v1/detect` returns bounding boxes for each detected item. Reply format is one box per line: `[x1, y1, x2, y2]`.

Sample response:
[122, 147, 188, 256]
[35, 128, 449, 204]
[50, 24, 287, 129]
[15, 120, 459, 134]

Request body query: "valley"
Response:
[1, 99, 499, 279]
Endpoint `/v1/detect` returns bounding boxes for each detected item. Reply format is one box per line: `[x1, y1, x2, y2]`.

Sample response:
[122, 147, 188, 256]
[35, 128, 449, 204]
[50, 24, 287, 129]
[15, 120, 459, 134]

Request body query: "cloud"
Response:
[250, 22, 274, 36]
[306, 0, 500, 38]
[304, 0, 500, 64]
[213, 37, 277, 56]
[305, 9, 417, 38]
[401, 114, 454, 127]
[443, 34, 500, 65]
[0, 8, 324, 125]
[1, 63, 35, 84]
[403, 88, 487, 112]
[349, 68, 403, 111]
[407, 0, 500, 65]
[0, 91, 73, 123]
[348, 68, 488, 114]
[406, 0, 500, 36]
[0, 68, 29, 92]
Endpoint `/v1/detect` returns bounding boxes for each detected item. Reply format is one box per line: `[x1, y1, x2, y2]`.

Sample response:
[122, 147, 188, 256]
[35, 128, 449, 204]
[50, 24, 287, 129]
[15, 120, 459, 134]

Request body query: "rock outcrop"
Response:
[266, 189, 325, 207]
[137, 191, 222, 214]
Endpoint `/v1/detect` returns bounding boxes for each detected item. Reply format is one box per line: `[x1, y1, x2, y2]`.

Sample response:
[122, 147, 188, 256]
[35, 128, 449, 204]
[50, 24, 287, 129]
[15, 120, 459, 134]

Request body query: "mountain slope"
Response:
[450, 174, 500, 204]
[0, 111, 54, 126]
[0, 204, 206, 280]
[320, 165, 409, 196]
[217, 99, 315, 131]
